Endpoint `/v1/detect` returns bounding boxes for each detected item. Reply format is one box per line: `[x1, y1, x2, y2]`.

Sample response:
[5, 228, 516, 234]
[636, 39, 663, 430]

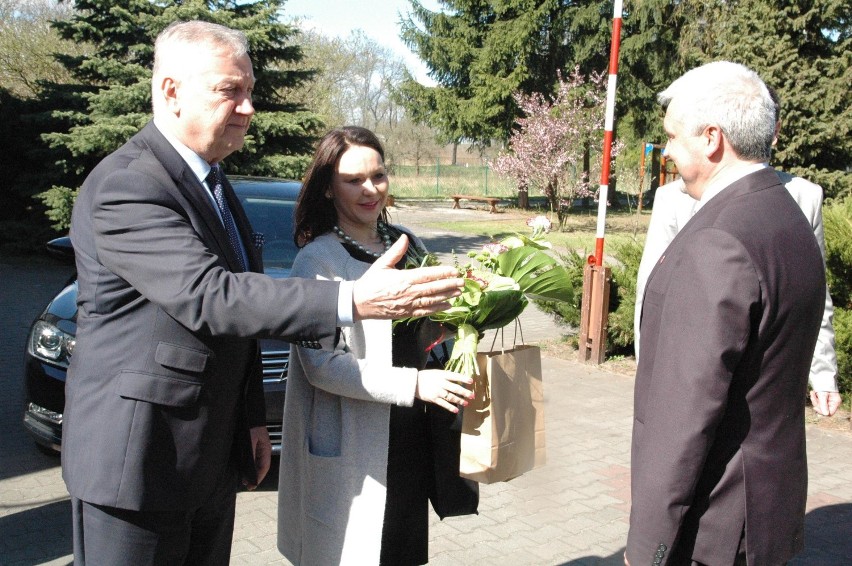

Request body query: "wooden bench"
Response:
[450, 194, 503, 213]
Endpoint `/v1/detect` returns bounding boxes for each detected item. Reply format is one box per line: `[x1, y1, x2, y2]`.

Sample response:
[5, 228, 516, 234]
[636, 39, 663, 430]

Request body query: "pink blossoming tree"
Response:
[492, 68, 620, 229]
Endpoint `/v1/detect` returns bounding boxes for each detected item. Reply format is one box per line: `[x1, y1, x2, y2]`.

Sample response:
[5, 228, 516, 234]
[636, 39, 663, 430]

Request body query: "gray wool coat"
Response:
[277, 231, 423, 565]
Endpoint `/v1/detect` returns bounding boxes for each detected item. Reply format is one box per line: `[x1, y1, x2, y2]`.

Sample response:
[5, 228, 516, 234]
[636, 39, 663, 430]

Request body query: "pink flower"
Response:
[482, 242, 509, 255]
[465, 269, 490, 289]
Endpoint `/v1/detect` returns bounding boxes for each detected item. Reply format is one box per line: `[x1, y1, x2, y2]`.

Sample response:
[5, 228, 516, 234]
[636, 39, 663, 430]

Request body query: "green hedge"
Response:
[834, 308, 851, 398]
[824, 197, 852, 397]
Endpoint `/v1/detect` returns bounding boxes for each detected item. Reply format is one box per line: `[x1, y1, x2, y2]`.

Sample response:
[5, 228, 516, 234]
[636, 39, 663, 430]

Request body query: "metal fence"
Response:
[390, 162, 517, 198]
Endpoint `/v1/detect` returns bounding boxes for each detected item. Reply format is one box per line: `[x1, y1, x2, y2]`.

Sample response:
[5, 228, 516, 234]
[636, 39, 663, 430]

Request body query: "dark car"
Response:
[23, 176, 301, 455]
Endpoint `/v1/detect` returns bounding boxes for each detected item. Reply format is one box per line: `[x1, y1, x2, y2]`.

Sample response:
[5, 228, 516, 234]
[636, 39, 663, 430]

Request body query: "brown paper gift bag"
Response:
[459, 344, 545, 483]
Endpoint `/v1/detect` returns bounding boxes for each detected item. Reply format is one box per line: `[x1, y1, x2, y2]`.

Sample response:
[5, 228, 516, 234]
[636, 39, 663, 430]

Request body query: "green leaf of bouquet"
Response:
[469, 288, 527, 331]
[458, 278, 484, 307]
[486, 274, 520, 292]
[428, 305, 472, 329]
[497, 245, 574, 302]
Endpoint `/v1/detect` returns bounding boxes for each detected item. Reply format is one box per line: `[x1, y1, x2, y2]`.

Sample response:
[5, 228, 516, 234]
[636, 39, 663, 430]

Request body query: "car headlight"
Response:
[28, 320, 75, 367]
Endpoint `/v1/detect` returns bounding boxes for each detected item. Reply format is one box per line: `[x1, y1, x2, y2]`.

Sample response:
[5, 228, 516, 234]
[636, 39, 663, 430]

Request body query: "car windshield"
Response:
[239, 196, 297, 270]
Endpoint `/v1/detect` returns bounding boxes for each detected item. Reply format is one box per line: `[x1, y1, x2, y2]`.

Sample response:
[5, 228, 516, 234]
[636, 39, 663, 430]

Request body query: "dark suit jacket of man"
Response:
[627, 168, 825, 565]
[62, 121, 339, 512]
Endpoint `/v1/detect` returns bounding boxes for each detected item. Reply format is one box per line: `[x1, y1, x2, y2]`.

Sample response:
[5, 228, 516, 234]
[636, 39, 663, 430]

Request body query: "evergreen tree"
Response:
[569, 0, 684, 142]
[566, 0, 850, 199]
[0, 87, 63, 253]
[398, 0, 573, 147]
[676, 0, 851, 199]
[38, 0, 322, 229]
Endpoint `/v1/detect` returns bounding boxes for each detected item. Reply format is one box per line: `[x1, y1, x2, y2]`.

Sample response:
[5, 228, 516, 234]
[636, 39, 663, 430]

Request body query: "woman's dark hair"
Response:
[293, 126, 389, 247]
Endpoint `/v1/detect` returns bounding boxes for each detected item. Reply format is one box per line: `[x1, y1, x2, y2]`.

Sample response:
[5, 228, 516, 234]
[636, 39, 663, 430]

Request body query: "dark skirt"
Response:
[379, 400, 430, 565]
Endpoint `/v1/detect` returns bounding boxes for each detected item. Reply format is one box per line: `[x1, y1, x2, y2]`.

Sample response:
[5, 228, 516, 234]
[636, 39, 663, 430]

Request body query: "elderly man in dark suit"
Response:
[63, 20, 462, 565]
[626, 61, 825, 565]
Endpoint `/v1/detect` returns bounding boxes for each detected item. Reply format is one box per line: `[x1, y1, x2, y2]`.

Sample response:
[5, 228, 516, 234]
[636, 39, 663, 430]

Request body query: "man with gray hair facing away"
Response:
[634, 88, 841, 417]
[625, 61, 825, 565]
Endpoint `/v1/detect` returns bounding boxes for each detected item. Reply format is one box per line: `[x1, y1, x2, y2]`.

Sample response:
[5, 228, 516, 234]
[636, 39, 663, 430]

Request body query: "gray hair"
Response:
[658, 61, 776, 162]
[153, 20, 249, 78]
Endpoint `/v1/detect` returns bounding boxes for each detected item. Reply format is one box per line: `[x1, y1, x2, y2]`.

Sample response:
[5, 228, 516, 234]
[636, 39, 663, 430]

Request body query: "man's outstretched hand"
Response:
[353, 235, 463, 320]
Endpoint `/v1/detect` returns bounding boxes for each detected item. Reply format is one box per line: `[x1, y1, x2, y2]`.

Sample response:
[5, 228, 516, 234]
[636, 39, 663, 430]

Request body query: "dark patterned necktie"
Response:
[206, 165, 247, 271]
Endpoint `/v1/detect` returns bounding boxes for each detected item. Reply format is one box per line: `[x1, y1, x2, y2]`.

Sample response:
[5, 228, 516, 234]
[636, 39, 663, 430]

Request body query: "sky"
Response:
[281, 0, 440, 84]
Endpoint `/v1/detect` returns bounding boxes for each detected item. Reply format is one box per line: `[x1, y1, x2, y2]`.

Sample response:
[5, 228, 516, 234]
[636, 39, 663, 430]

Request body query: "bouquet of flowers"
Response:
[422, 216, 573, 377]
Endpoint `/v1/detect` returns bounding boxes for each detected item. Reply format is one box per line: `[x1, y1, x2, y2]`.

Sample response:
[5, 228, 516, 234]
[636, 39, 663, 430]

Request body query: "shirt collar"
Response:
[693, 162, 768, 213]
[152, 117, 212, 184]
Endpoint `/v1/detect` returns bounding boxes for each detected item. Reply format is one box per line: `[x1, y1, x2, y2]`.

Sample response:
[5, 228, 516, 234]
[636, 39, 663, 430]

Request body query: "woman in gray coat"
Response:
[277, 127, 474, 565]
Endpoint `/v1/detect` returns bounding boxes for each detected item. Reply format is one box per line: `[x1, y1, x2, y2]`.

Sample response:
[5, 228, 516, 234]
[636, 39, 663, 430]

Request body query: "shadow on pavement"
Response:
[554, 503, 852, 565]
[557, 549, 625, 565]
[0, 443, 62, 481]
[0, 498, 72, 565]
[793, 502, 852, 564]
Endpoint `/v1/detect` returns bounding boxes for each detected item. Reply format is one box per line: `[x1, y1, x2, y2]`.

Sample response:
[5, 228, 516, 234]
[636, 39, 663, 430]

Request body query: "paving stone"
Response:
[2, 208, 851, 565]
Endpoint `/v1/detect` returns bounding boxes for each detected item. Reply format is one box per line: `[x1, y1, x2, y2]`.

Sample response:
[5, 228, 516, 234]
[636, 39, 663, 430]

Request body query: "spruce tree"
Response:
[676, 0, 851, 199]
[565, 0, 684, 142]
[39, 0, 322, 229]
[398, 0, 573, 147]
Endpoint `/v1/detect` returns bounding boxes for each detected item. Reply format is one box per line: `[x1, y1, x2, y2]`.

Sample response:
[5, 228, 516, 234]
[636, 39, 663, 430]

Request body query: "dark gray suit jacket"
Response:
[627, 168, 825, 565]
[62, 122, 339, 511]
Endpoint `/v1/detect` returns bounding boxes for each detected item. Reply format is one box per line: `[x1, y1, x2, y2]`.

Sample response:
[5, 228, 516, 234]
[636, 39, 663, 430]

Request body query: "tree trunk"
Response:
[517, 184, 529, 209]
[545, 179, 563, 229]
[582, 143, 591, 208]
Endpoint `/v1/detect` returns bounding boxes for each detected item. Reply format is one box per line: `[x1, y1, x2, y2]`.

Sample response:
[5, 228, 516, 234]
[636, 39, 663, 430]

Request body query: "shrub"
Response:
[606, 239, 643, 350]
[535, 238, 643, 354]
[824, 197, 852, 310]
[823, 197, 852, 398]
[533, 248, 586, 341]
[833, 308, 852, 399]
[538, 193, 852, 391]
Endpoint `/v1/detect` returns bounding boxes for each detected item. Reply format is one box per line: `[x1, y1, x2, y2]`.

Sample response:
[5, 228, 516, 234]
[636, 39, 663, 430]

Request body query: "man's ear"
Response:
[159, 77, 180, 114]
[772, 120, 782, 147]
[703, 124, 723, 158]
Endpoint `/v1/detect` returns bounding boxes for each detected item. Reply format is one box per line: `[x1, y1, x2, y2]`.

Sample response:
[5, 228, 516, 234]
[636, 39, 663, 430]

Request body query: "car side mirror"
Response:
[46, 236, 75, 265]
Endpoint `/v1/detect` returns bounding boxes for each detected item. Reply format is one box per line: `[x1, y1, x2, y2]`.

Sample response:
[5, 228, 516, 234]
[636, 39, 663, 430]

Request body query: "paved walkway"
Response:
[1, 202, 850, 565]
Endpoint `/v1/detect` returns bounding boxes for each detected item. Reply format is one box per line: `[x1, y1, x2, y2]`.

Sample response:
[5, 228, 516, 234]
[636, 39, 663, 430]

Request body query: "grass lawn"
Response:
[417, 205, 652, 256]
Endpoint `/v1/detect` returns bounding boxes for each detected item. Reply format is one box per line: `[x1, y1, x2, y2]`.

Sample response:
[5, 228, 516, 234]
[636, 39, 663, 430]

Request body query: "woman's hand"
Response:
[415, 369, 475, 413]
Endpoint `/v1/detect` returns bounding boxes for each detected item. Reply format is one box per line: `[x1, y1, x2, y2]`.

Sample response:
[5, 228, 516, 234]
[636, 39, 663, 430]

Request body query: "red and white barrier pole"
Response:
[593, 0, 623, 267]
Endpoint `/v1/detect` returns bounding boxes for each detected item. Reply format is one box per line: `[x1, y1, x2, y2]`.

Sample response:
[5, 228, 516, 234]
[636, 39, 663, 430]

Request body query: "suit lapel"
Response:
[140, 122, 251, 273]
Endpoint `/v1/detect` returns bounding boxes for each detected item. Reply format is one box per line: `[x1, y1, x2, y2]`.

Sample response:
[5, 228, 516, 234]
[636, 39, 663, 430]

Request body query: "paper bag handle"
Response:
[489, 318, 525, 354]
